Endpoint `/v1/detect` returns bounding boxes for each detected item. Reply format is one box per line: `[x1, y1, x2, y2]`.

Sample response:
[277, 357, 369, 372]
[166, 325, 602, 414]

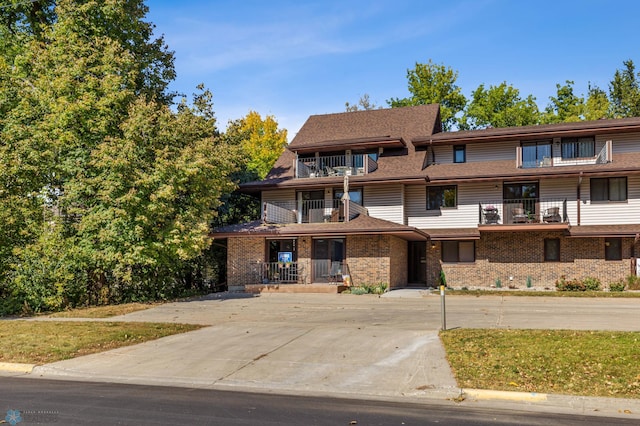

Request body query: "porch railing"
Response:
[517, 140, 612, 168]
[260, 261, 305, 284]
[263, 199, 368, 224]
[479, 198, 568, 225]
[295, 154, 378, 178]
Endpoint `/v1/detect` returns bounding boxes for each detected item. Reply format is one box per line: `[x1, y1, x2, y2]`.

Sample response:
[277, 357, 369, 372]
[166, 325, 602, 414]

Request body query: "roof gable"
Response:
[289, 104, 441, 150]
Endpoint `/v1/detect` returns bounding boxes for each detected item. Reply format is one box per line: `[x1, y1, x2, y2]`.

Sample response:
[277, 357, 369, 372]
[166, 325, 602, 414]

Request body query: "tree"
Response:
[584, 83, 610, 121]
[459, 82, 540, 130]
[542, 81, 584, 124]
[224, 111, 288, 180]
[609, 59, 640, 118]
[345, 94, 379, 112]
[388, 60, 467, 130]
[0, 0, 237, 313]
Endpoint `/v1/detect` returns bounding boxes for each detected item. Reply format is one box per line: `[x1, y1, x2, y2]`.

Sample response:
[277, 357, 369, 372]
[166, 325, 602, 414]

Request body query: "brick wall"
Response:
[227, 237, 264, 285]
[428, 232, 638, 289]
[389, 236, 408, 288]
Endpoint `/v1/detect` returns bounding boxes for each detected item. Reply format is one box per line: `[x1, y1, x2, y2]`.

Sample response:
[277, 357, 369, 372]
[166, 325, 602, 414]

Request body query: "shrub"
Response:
[626, 275, 640, 290]
[582, 277, 602, 291]
[495, 278, 502, 288]
[555, 276, 601, 292]
[344, 282, 388, 295]
[526, 276, 532, 288]
[609, 280, 626, 292]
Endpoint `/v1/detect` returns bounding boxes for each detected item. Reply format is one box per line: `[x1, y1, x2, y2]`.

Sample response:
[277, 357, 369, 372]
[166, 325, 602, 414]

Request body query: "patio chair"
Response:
[543, 207, 561, 223]
[512, 207, 528, 223]
[328, 261, 343, 284]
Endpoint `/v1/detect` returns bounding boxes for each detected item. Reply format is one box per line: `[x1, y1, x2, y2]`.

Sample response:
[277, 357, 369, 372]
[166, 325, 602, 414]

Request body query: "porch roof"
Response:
[421, 228, 480, 240]
[211, 215, 429, 241]
[568, 224, 640, 238]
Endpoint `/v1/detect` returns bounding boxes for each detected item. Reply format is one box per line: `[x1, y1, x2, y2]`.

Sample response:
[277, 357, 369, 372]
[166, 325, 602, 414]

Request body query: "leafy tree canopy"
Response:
[387, 60, 466, 131]
[460, 82, 540, 130]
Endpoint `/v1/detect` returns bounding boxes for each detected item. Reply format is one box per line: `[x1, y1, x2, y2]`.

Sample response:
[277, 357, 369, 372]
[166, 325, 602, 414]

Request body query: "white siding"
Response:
[262, 189, 296, 204]
[602, 132, 640, 154]
[406, 183, 500, 229]
[364, 184, 404, 224]
[581, 175, 640, 225]
[467, 141, 517, 162]
[431, 141, 517, 164]
[539, 179, 578, 224]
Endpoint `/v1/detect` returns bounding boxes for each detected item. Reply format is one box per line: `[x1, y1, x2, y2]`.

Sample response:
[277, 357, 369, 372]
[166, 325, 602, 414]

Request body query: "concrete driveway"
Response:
[27, 291, 640, 414]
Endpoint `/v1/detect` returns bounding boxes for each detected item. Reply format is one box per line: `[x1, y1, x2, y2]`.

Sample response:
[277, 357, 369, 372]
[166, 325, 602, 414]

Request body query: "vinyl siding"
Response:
[431, 141, 517, 164]
[262, 189, 296, 204]
[467, 141, 517, 162]
[602, 132, 640, 154]
[581, 175, 640, 225]
[539, 179, 578, 224]
[406, 182, 500, 228]
[364, 184, 404, 224]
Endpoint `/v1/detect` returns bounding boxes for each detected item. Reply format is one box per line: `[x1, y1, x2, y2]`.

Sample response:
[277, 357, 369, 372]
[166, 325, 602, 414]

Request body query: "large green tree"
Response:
[0, 0, 237, 313]
[542, 81, 585, 124]
[609, 59, 640, 118]
[388, 60, 467, 130]
[460, 82, 539, 130]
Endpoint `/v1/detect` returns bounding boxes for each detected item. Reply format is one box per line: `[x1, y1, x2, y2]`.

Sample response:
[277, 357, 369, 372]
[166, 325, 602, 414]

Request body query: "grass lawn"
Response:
[441, 329, 640, 399]
[447, 290, 640, 298]
[47, 302, 158, 318]
[0, 321, 204, 365]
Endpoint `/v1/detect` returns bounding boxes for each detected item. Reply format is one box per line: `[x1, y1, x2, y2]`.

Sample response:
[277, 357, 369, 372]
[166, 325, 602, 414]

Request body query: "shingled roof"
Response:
[289, 104, 441, 149]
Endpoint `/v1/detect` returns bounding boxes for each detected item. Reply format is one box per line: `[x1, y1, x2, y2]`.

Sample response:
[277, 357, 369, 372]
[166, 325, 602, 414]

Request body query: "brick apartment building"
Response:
[212, 104, 640, 291]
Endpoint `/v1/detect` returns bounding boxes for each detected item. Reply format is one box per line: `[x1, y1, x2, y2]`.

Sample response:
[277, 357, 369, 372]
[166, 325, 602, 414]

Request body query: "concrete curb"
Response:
[0, 362, 36, 374]
[461, 388, 640, 419]
[463, 388, 548, 402]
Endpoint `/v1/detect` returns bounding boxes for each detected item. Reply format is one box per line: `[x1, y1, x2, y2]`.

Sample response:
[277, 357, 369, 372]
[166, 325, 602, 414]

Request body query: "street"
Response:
[1, 377, 637, 425]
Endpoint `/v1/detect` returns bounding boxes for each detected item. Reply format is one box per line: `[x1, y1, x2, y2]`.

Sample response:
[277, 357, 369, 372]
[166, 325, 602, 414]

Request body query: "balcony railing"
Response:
[295, 154, 378, 178]
[516, 140, 612, 168]
[260, 261, 305, 284]
[263, 199, 368, 224]
[479, 199, 568, 225]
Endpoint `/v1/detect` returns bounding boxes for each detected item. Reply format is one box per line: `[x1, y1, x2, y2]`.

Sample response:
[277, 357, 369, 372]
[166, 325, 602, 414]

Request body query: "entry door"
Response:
[312, 238, 345, 282]
[408, 241, 427, 285]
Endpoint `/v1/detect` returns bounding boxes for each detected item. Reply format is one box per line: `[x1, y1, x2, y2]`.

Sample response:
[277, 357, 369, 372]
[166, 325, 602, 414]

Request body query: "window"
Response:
[334, 188, 362, 205]
[442, 241, 475, 262]
[544, 238, 560, 261]
[453, 145, 466, 163]
[561, 136, 595, 159]
[521, 141, 551, 168]
[590, 177, 627, 202]
[427, 186, 457, 210]
[605, 238, 622, 260]
[268, 239, 297, 263]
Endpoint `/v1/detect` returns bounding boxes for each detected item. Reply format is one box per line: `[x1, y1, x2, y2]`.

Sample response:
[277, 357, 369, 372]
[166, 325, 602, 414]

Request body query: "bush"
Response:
[344, 282, 388, 295]
[626, 275, 640, 290]
[582, 277, 602, 291]
[555, 276, 601, 292]
[609, 280, 626, 292]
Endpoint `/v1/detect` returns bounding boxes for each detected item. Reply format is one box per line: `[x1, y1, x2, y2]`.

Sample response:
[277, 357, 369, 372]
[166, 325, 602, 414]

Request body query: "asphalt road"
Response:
[2, 377, 637, 426]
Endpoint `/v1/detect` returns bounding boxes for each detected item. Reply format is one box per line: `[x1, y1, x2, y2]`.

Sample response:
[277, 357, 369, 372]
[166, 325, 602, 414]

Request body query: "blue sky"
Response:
[146, 0, 640, 140]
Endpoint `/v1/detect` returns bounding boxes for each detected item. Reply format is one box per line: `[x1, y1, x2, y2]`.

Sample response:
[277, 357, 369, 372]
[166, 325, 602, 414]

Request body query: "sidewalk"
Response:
[6, 292, 640, 419]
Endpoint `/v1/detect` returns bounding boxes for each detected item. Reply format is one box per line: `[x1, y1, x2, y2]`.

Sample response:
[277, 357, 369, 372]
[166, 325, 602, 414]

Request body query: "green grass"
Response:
[441, 329, 640, 398]
[447, 289, 640, 298]
[47, 302, 158, 318]
[0, 321, 204, 365]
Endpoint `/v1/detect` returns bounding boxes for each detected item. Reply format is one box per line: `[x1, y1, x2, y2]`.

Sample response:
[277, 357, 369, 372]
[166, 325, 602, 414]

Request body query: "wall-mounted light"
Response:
[431, 242, 437, 249]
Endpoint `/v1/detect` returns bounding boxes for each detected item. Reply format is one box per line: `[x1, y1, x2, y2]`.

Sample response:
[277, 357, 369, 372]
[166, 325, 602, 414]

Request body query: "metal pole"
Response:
[440, 284, 446, 331]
